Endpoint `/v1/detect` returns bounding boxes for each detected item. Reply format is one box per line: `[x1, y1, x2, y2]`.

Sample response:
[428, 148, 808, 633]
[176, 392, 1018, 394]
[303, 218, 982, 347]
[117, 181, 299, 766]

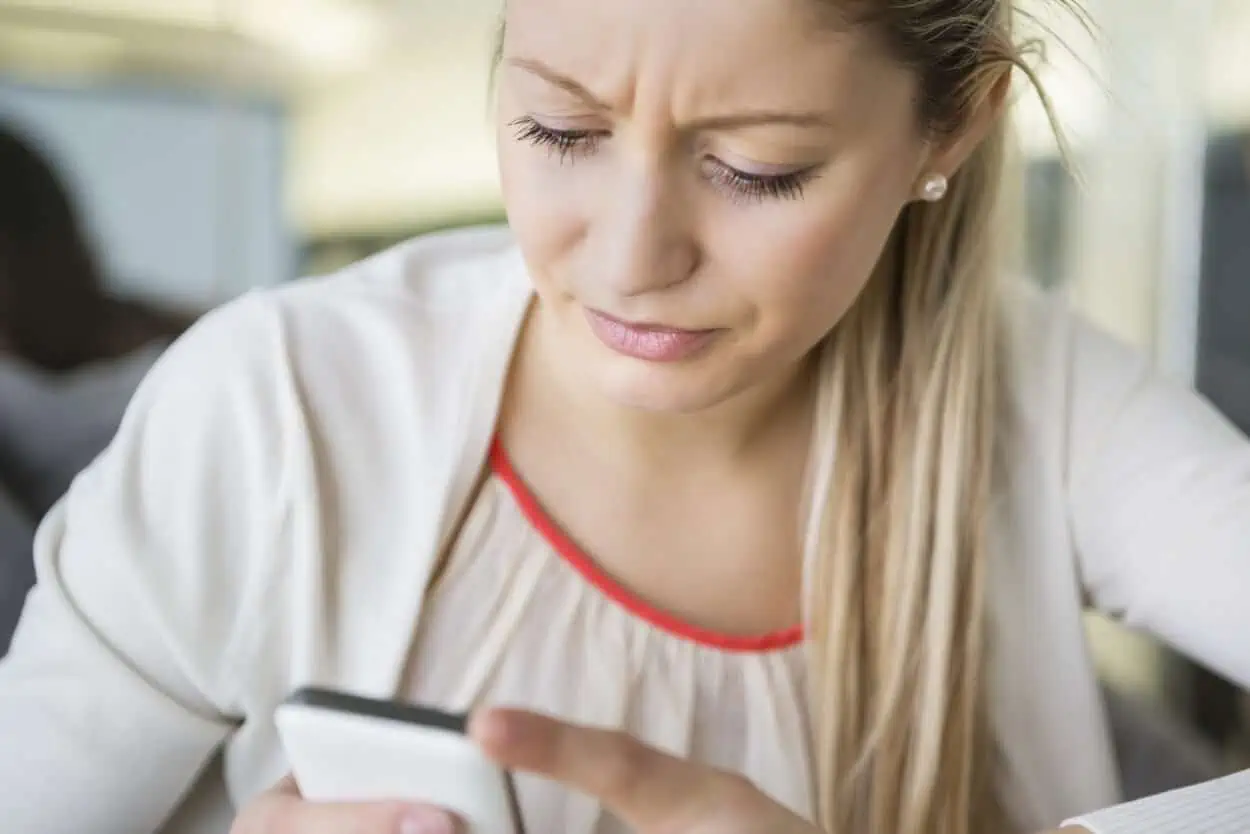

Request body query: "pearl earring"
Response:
[920, 173, 949, 202]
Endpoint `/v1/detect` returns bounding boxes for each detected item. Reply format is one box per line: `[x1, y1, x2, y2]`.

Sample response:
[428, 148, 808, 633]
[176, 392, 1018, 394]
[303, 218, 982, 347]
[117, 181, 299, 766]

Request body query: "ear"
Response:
[919, 66, 1013, 184]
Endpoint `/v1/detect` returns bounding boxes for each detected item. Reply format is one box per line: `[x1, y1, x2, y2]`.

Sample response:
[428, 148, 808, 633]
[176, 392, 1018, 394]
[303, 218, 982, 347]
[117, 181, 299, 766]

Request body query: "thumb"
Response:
[232, 774, 462, 834]
[470, 708, 718, 831]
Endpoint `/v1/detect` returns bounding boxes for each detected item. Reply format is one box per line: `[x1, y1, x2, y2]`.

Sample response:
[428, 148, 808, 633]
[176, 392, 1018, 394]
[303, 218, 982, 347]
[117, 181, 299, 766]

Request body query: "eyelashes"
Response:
[702, 164, 812, 203]
[508, 116, 816, 203]
[509, 116, 603, 161]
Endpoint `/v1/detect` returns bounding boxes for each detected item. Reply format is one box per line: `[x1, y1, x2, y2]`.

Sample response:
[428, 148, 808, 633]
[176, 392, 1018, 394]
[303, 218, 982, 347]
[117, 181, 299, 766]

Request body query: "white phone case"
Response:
[274, 688, 526, 834]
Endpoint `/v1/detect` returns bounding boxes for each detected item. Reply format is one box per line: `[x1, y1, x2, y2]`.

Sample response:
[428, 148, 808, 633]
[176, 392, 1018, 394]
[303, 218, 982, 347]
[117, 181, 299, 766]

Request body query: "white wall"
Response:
[289, 7, 503, 238]
[1062, 0, 1213, 375]
[0, 78, 295, 307]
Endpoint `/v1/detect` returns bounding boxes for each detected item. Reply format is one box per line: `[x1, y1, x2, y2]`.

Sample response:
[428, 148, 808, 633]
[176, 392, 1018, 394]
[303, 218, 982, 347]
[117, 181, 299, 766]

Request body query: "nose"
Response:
[592, 163, 699, 299]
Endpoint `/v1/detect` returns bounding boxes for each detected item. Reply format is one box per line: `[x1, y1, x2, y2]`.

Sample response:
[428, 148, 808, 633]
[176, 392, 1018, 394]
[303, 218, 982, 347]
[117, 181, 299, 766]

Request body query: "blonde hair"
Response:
[803, 2, 1077, 832]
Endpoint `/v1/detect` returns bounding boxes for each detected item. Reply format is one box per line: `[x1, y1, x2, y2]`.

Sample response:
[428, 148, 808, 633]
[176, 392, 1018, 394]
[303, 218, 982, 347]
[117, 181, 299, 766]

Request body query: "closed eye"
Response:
[702, 159, 818, 203]
[509, 117, 603, 162]
[510, 115, 819, 203]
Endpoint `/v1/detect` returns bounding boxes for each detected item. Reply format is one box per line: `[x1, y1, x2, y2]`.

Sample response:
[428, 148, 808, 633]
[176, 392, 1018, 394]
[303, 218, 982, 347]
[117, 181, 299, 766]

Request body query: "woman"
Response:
[0, 1, 1247, 833]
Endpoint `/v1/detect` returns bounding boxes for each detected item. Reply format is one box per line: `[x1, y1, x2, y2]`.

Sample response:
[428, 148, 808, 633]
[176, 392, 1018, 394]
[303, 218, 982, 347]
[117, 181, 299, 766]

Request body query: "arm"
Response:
[0, 296, 296, 834]
[1063, 315, 1250, 833]
[1067, 318, 1250, 689]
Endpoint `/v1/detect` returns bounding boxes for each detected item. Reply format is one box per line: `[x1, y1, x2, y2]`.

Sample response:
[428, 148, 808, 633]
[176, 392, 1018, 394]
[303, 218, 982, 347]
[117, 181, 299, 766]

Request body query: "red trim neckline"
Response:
[488, 438, 805, 653]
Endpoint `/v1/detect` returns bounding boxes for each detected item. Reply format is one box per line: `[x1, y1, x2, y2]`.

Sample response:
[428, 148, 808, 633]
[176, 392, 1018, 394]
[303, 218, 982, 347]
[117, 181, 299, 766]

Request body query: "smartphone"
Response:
[275, 687, 527, 834]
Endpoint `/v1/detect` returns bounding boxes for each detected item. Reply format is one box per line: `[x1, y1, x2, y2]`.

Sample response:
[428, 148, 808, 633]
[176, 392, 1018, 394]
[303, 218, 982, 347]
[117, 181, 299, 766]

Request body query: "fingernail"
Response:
[401, 807, 455, 834]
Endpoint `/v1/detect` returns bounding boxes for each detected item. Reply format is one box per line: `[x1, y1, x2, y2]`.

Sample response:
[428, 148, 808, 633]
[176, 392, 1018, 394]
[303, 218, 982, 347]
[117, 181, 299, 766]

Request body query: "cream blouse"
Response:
[409, 441, 813, 833]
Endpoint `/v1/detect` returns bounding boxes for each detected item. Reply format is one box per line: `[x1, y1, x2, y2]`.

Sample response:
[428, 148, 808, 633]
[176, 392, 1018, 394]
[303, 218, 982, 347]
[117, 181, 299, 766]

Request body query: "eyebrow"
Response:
[507, 57, 836, 130]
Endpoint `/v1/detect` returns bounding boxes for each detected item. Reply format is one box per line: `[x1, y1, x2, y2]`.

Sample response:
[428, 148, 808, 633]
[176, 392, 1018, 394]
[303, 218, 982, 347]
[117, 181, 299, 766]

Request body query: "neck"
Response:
[515, 302, 818, 474]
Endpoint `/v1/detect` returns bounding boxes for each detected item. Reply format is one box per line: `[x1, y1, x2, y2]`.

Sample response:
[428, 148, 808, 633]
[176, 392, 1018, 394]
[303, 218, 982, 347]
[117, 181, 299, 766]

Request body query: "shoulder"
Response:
[232, 222, 525, 346]
[43, 227, 530, 699]
[1001, 280, 1155, 428]
[998, 280, 1223, 492]
[289, 223, 525, 313]
[106, 224, 531, 513]
[134, 224, 528, 420]
[88, 224, 526, 528]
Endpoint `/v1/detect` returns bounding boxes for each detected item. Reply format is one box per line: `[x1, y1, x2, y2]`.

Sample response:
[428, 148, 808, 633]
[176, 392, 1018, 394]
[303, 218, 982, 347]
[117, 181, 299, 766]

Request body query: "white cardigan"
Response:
[0, 227, 1247, 834]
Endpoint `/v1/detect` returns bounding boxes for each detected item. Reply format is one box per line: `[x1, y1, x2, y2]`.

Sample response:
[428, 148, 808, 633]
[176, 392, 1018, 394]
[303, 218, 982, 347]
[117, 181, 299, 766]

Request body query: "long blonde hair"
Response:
[803, 2, 1075, 832]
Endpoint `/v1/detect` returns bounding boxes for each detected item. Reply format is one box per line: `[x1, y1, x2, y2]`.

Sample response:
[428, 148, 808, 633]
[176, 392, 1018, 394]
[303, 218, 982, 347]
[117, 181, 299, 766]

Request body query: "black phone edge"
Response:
[503, 770, 529, 834]
[283, 686, 469, 734]
[282, 686, 530, 834]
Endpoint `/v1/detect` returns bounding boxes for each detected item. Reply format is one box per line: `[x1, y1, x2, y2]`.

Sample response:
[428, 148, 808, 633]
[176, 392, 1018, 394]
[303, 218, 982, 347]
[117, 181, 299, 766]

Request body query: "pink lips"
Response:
[585, 309, 717, 362]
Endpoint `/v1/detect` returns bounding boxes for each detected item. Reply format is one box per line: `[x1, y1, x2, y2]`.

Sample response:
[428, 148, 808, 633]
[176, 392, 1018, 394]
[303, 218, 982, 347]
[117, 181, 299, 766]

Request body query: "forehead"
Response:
[503, 0, 915, 125]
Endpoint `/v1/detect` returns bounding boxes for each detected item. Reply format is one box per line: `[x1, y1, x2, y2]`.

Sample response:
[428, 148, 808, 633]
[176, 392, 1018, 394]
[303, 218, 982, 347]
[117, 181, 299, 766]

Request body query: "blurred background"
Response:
[0, 0, 1248, 796]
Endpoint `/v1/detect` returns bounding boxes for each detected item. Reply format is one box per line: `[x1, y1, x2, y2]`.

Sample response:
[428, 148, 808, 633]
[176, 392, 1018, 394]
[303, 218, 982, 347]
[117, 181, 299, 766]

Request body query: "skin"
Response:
[232, 0, 1091, 832]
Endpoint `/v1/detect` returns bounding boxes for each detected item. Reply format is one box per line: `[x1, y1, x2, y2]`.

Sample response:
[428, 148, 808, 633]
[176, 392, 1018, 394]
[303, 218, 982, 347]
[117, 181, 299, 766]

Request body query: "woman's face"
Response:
[497, 0, 935, 413]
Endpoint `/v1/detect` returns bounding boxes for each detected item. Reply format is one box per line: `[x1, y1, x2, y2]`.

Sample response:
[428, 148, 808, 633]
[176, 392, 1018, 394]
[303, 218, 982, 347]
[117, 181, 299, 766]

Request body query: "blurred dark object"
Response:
[0, 123, 201, 653]
[1103, 683, 1225, 801]
[0, 481, 34, 656]
[0, 124, 196, 373]
[1197, 131, 1250, 436]
[1024, 156, 1072, 290]
[0, 121, 198, 519]
[1183, 130, 1250, 756]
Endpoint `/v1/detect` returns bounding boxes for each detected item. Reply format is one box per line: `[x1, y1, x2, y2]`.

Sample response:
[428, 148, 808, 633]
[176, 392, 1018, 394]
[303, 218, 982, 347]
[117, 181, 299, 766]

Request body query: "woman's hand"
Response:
[471, 707, 819, 834]
[471, 708, 1098, 834]
[230, 774, 459, 834]
[230, 708, 1095, 834]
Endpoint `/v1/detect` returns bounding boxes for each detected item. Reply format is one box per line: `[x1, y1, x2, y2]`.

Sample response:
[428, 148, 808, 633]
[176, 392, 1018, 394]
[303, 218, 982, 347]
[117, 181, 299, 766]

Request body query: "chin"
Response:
[590, 358, 743, 414]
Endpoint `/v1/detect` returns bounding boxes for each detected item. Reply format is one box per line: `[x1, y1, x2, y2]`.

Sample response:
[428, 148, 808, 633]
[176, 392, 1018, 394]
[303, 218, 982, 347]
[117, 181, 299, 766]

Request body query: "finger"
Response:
[232, 774, 461, 834]
[470, 708, 714, 830]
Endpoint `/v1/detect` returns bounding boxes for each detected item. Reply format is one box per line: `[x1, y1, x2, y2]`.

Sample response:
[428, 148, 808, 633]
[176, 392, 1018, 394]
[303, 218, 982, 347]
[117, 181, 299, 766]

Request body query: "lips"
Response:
[584, 308, 717, 362]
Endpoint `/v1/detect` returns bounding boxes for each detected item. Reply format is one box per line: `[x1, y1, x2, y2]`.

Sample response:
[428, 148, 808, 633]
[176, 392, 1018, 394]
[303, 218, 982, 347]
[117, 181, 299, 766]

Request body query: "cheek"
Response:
[715, 186, 902, 346]
[497, 137, 585, 290]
